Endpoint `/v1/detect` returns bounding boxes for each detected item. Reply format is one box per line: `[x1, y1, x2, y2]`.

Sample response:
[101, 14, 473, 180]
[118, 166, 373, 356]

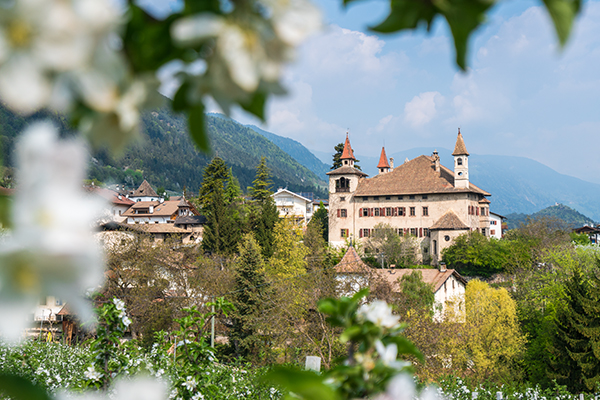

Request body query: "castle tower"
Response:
[452, 128, 469, 189]
[377, 146, 390, 174]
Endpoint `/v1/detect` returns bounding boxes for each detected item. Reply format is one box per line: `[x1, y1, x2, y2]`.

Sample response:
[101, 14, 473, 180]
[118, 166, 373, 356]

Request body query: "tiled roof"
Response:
[123, 200, 177, 217]
[374, 268, 466, 293]
[334, 246, 372, 273]
[57, 303, 74, 316]
[478, 198, 491, 204]
[452, 131, 469, 156]
[177, 198, 189, 207]
[326, 166, 368, 177]
[430, 210, 469, 231]
[377, 147, 390, 169]
[132, 180, 158, 198]
[341, 133, 355, 160]
[354, 155, 489, 196]
[90, 187, 135, 206]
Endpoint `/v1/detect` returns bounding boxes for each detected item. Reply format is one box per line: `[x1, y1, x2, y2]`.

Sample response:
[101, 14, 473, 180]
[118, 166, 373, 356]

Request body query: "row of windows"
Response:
[354, 207, 428, 217]
[355, 227, 430, 238]
[360, 195, 428, 201]
[468, 206, 489, 216]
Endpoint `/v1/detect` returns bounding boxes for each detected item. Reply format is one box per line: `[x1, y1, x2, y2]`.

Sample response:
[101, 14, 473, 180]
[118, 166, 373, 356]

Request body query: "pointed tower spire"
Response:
[341, 132, 355, 160]
[452, 128, 469, 156]
[377, 146, 390, 174]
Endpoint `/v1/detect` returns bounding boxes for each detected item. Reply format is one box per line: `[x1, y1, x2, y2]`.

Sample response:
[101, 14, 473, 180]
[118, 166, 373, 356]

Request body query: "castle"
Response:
[327, 130, 491, 265]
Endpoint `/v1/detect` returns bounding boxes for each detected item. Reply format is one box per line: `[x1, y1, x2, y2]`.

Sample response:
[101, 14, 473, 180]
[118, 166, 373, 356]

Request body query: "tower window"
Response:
[458, 172, 463, 176]
[457, 158, 463, 165]
[344, 160, 348, 165]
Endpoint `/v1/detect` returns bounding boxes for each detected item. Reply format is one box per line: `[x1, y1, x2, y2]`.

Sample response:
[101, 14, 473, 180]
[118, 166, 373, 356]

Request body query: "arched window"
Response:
[457, 158, 463, 165]
[335, 177, 350, 193]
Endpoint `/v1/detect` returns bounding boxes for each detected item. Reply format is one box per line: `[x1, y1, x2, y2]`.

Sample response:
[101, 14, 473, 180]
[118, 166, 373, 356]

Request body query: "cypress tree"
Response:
[309, 201, 329, 242]
[201, 183, 240, 255]
[198, 157, 229, 210]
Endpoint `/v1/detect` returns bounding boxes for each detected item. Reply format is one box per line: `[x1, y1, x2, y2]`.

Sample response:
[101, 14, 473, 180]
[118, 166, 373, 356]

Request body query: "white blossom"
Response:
[122, 316, 132, 327]
[0, 0, 119, 113]
[113, 298, 125, 311]
[182, 376, 197, 391]
[58, 376, 167, 400]
[84, 366, 102, 381]
[0, 122, 105, 342]
[375, 340, 411, 370]
[358, 301, 400, 329]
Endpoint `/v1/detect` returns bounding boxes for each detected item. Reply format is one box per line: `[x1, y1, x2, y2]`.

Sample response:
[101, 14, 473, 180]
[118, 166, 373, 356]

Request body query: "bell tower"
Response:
[453, 129, 469, 189]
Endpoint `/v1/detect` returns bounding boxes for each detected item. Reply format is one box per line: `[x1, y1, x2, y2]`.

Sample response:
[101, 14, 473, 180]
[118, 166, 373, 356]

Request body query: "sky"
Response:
[144, 0, 600, 185]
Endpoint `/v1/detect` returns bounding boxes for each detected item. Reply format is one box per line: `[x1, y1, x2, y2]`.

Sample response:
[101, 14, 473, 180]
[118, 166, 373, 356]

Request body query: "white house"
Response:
[334, 246, 466, 321]
[88, 186, 135, 223]
[122, 198, 197, 224]
[489, 212, 505, 239]
[272, 188, 314, 224]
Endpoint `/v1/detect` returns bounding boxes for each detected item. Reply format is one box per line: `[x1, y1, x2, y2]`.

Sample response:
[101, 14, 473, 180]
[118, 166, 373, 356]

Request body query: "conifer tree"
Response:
[201, 183, 240, 255]
[309, 202, 328, 242]
[331, 142, 361, 170]
[230, 233, 270, 360]
[224, 167, 242, 205]
[549, 266, 600, 392]
[198, 156, 229, 210]
[248, 157, 279, 259]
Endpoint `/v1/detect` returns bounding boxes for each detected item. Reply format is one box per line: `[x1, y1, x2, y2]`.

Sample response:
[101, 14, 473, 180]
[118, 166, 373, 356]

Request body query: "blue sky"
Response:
[146, 0, 600, 185]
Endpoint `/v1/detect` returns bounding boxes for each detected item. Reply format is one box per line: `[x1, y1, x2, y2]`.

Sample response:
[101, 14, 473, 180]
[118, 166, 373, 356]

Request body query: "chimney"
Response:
[439, 262, 447, 272]
[149, 205, 154, 214]
[432, 150, 440, 173]
[390, 157, 394, 170]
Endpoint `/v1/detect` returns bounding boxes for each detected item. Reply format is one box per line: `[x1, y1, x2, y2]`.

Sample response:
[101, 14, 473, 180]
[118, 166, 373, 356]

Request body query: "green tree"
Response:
[464, 280, 526, 383]
[267, 219, 309, 279]
[549, 264, 600, 392]
[442, 231, 509, 277]
[230, 233, 270, 362]
[331, 142, 361, 170]
[224, 167, 242, 205]
[365, 223, 419, 268]
[309, 202, 329, 243]
[248, 157, 279, 259]
[201, 182, 241, 255]
[396, 271, 435, 318]
[198, 157, 229, 210]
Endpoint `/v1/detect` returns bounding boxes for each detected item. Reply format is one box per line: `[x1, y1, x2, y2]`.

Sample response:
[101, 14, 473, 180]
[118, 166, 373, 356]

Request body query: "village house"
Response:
[272, 188, 314, 224]
[489, 212, 505, 239]
[335, 246, 466, 321]
[328, 130, 492, 265]
[88, 185, 135, 223]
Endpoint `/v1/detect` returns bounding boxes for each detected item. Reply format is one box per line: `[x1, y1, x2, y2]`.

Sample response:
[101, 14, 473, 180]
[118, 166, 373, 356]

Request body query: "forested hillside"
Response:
[0, 103, 327, 197]
[505, 203, 596, 230]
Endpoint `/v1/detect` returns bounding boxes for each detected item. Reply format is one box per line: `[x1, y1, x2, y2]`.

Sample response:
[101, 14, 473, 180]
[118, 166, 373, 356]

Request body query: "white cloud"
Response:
[403, 92, 444, 127]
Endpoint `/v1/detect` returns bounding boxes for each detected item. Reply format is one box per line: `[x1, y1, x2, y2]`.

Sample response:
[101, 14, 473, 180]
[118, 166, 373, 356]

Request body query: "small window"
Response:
[344, 160, 348, 165]
[410, 207, 416, 216]
[374, 208, 380, 216]
[340, 197, 346, 202]
[458, 172, 463, 176]
[422, 195, 428, 199]
[457, 158, 463, 166]
[363, 196, 368, 201]
[424, 228, 430, 237]
[385, 196, 391, 200]
[341, 229, 348, 238]
[491, 229, 496, 235]
[409, 195, 415, 200]
[385, 207, 392, 216]
[340, 209, 347, 218]
[444, 235, 450, 241]
[362, 208, 369, 217]
[422, 207, 428, 216]
[410, 228, 417, 236]
[363, 228, 370, 238]
[398, 229, 404, 237]
[398, 196, 403, 200]
[373, 196, 379, 200]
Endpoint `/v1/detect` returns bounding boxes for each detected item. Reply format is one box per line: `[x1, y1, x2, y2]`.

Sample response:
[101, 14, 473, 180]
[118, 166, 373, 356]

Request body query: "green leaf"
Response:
[369, 0, 436, 33]
[0, 194, 11, 229]
[263, 367, 340, 400]
[172, 81, 190, 112]
[240, 91, 267, 121]
[123, 5, 186, 72]
[340, 325, 362, 343]
[188, 103, 210, 153]
[0, 373, 52, 400]
[542, 0, 581, 46]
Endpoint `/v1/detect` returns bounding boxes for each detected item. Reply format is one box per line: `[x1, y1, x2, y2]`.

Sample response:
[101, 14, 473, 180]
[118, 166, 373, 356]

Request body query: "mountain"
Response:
[246, 124, 330, 180]
[505, 204, 596, 230]
[0, 104, 327, 198]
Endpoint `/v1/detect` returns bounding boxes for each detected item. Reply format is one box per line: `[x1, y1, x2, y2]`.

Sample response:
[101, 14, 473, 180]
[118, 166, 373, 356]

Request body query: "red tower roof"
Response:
[377, 147, 390, 169]
[341, 133, 355, 160]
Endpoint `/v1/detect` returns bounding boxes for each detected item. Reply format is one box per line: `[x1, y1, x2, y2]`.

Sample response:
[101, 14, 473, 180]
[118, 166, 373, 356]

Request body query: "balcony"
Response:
[336, 187, 350, 193]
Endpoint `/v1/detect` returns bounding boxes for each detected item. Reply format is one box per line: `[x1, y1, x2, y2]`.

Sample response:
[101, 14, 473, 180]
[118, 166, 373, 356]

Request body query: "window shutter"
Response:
[380, 207, 384, 216]
[476, 207, 479, 216]
[359, 208, 362, 217]
[402, 207, 406, 216]
[419, 228, 423, 237]
[370, 208, 374, 217]
[337, 209, 341, 218]
[359, 229, 363, 238]
[404, 228, 409, 235]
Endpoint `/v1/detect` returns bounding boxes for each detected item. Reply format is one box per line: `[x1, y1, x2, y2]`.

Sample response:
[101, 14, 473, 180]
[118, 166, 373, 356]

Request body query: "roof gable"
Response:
[272, 188, 312, 203]
[335, 246, 371, 273]
[374, 268, 466, 293]
[430, 209, 469, 230]
[132, 180, 158, 198]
